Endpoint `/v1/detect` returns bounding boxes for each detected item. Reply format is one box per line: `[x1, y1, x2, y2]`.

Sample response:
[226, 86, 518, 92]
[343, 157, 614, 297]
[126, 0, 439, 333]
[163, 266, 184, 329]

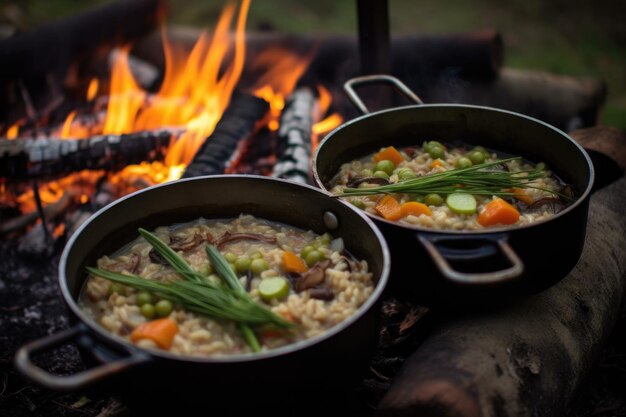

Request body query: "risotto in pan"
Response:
[81, 215, 374, 357]
[329, 141, 573, 230]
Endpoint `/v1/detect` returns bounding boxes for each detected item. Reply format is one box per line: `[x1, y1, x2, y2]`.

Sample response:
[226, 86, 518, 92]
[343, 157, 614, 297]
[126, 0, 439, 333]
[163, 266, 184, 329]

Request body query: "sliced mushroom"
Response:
[295, 259, 331, 292]
[559, 184, 576, 201]
[528, 197, 565, 212]
[308, 287, 335, 301]
[106, 253, 140, 273]
[169, 233, 207, 251]
[215, 232, 277, 249]
[338, 256, 358, 272]
[346, 176, 390, 187]
[149, 249, 168, 265]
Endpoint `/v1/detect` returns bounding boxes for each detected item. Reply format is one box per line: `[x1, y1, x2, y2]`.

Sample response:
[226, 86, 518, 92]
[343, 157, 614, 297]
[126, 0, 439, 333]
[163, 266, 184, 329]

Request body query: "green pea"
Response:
[536, 162, 547, 171]
[351, 199, 366, 209]
[224, 252, 238, 263]
[300, 245, 315, 258]
[468, 151, 485, 165]
[320, 233, 332, 245]
[410, 194, 425, 203]
[374, 160, 395, 175]
[424, 193, 444, 206]
[373, 170, 390, 179]
[250, 258, 269, 275]
[424, 140, 444, 151]
[361, 168, 373, 177]
[471, 146, 488, 155]
[155, 299, 174, 317]
[198, 263, 213, 276]
[235, 256, 251, 273]
[140, 303, 155, 319]
[455, 157, 473, 169]
[136, 291, 154, 306]
[305, 250, 325, 267]
[428, 145, 446, 159]
[250, 251, 263, 260]
[398, 169, 417, 181]
[108, 283, 125, 296]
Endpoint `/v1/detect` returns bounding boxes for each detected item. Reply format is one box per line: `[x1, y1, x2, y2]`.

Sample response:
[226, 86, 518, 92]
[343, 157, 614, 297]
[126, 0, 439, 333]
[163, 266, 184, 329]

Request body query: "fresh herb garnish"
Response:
[338, 157, 563, 199]
[87, 229, 293, 353]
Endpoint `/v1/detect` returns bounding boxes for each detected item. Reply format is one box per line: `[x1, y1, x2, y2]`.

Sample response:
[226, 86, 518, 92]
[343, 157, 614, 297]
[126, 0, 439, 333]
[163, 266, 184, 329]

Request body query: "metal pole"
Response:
[356, 0, 390, 75]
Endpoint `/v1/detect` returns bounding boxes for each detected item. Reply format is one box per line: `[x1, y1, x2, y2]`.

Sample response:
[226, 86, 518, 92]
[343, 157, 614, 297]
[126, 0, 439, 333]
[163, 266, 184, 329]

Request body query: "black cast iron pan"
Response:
[313, 75, 594, 305]
[15, 175, 390, 413]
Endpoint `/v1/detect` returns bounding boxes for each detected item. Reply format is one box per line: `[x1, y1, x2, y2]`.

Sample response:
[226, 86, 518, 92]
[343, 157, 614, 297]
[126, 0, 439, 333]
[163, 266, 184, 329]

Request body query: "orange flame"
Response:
[57, 0, 250, 179]
[251, 47, 313, 131]
[312, 85, 342, 136]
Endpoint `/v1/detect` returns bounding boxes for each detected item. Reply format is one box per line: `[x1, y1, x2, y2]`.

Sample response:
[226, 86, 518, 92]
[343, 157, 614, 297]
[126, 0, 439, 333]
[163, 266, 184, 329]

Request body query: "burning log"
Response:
[271, 87, 316, 184]
[182, 92, 269, 178]
[0, 130, 172, 181]
[376, 126, 626, 417]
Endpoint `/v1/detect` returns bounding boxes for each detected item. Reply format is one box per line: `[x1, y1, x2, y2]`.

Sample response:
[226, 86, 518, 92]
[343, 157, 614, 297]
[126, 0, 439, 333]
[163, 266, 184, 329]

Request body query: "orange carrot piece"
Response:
[373, 146, 405, 166]
[477, 198, 520, 227]
[507, 187, 533, 205]
[375, 195, 403, 221]
[130, 318, 178, 349]
[283, 250, 308, 273]
[400, 201, 432, 217]
[430, 159, 446, 169]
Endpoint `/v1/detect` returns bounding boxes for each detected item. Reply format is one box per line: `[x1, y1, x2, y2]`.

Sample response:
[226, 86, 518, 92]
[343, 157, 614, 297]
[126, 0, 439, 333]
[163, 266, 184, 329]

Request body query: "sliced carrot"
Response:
[400, 201, 432, 217]
[375, 195, 403, 221]
[477, 198, 520, 227]
[373, 146, 405, 166]
[130, 318, 178, 350]
[507, 187, 533, 205]
[430, 159, 446, 169]
[283, 250, 308, 273]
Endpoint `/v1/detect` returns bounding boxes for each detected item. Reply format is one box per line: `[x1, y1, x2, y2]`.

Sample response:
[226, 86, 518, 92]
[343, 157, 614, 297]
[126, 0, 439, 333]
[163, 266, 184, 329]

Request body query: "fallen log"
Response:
[376, 127, 626, 417]
[182, 92, 268, 178]
[0, 130, 173, 181]
[133, 29, 504, 83]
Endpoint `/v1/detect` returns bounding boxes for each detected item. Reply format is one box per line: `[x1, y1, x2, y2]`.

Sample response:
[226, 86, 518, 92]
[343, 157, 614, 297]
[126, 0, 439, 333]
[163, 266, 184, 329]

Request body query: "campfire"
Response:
[0, 0, 343, 249]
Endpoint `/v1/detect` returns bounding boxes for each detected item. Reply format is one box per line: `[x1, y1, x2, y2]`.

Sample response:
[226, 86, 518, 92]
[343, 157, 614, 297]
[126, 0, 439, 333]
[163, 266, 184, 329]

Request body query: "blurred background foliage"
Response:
[1, 0, 624, 129]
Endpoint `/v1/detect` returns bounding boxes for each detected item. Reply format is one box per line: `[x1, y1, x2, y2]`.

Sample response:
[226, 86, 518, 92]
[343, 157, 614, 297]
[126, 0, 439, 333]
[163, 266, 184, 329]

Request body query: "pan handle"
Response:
[344, 75, 423, 114]
[417, 233, 524, 285]
[15, 324, 150, 391]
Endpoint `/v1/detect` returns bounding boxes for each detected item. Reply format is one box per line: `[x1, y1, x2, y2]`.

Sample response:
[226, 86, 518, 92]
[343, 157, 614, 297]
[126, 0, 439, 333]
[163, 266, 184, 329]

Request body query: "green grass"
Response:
[2, 0, 624, 129]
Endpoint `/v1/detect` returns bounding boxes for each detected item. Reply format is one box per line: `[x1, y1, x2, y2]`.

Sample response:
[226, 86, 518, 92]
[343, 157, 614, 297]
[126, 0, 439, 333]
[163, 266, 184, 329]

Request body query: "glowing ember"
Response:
[6, 124, 18, 140]
[86, 78, 99, 102]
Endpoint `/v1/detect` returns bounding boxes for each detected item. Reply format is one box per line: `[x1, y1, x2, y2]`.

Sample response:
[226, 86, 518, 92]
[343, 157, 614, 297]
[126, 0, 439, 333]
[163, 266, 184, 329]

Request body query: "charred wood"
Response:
[271, 87, 316, 184]
[0, 130, 172, 181]
[182, 93, 269, 178]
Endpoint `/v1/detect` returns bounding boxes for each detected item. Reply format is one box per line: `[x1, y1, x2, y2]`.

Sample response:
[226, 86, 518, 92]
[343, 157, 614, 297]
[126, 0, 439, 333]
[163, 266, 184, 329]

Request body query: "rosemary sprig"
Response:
[338, 157, 560, 198]
[88, 229, 293, 353]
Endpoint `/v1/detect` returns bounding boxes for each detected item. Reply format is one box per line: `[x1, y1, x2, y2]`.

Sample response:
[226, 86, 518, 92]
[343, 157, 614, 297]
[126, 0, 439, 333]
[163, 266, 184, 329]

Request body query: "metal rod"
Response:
[356, 0, 390, 75]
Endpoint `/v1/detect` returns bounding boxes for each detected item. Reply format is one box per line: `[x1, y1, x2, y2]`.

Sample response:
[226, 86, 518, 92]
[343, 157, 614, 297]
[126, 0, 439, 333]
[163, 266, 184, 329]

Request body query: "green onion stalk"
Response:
[338, 157, 563, 199]
[87, 229, 293, 353]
